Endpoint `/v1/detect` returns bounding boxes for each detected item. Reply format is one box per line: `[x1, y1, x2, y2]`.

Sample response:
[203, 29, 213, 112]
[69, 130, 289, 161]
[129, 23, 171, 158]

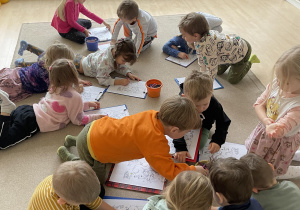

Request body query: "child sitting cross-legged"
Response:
[209, 157, 263, 210]
[143, 170, 213, 210]
[173, 71, 231, 163]
[240, 153, 300, 210]
[57, 96, 208, 184]
[28, 161, 114, 210]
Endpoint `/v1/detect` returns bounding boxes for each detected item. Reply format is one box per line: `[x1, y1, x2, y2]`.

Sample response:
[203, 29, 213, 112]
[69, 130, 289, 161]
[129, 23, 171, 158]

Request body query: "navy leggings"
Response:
[59, 19, 92, 44]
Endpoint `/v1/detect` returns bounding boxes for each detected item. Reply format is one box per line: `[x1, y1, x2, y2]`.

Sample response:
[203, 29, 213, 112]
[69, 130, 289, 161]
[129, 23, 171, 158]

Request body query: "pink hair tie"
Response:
[49, 65, 52, 71]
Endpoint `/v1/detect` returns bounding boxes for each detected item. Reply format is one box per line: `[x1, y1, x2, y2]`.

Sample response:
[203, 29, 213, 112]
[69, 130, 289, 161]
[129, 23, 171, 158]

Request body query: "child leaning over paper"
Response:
[57, 96, 208, 184]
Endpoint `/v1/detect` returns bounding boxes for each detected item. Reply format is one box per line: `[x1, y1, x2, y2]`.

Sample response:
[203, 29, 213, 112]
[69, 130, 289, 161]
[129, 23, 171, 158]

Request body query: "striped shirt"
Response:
[28, 175, 102, 210]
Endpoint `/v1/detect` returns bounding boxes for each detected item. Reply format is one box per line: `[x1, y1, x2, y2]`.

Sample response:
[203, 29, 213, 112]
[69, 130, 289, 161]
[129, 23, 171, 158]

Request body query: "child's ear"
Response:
[252, 187, 259, 194]
[170, 126, 180, 134]
[194, 33, 201, 40]
[268, 163, 275, 171]
[57, 198, 66, 205]
[215, 192, 225, 205]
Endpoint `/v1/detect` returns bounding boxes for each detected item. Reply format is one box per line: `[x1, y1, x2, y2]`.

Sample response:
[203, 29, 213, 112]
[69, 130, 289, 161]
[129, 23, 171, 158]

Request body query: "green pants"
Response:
[76, 122, 107, 184]
[217, 39, 252, 84]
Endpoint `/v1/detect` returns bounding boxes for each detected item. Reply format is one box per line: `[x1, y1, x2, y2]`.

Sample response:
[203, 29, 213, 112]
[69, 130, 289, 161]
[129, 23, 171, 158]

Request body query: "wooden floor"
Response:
[1, 0, 300, 85]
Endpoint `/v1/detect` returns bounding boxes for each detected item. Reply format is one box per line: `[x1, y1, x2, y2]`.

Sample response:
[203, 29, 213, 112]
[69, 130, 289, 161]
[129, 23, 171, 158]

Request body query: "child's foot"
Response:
[0, 90, 16, 114]
[14, 58, 25, 67]
[18, 40, 28, 56]
[64, 135, 77, 147]
[57, 146, 79, 161]
[249, 54, 260, 64]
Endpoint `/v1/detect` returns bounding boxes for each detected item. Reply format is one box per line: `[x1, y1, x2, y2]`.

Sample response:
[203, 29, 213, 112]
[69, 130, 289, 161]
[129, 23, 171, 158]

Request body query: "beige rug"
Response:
[1, 15, 299, 209]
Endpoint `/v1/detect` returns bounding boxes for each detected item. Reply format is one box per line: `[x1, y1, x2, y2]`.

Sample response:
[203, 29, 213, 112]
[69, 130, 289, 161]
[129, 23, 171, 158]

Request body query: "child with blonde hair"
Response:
[178, 12, 260, 84]
[57, 96, 207, 184]
[173, 71, 231, 162]
[75, 38, 140, 86]
[245, 45, 300, 179]
[28, 161, 114, 210]
[51, 0, 111, 44]
[0, 41, 90, 102]
[240, 153, 300, 210]
[143, 171, 213, 210]
[0, 59, 104, 149]
[111, 0, 157, 56]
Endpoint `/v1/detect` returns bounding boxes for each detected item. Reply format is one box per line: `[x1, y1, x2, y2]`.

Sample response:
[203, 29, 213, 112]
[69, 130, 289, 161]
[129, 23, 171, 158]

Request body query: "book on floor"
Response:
[165, 54, 197, 67]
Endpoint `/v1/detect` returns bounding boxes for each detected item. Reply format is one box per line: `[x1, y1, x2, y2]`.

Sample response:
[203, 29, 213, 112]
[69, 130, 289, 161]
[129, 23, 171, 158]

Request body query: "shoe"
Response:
[64, 135, 76, 147]
[0, 90, 16, 114]
[18, 40, 28, 56]
[249, 54, 260, 64]
[14, 58, 24, 67]
[57, 146, 72, 161]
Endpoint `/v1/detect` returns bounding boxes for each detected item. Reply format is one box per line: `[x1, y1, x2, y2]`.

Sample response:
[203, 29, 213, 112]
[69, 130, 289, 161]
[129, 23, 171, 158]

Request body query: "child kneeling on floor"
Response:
[143, 170, 213, 210]
[240, 153, 300, 210]
[28, 161, 114, 210]
[57, 96, 208, 184]
[209, 157, 263, 210]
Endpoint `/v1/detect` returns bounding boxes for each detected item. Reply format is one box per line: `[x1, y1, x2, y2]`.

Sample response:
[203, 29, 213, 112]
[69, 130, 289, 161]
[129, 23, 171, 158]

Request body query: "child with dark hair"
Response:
[209, 157, 263, 210]
[74, 38, 140, 86]
[240, 153, 300, 210]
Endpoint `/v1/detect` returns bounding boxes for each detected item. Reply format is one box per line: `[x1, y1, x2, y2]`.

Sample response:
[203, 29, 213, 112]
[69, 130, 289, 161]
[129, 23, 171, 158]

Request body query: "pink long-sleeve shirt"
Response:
[51, 0, 103, 33]
[33, 87, 101, 132]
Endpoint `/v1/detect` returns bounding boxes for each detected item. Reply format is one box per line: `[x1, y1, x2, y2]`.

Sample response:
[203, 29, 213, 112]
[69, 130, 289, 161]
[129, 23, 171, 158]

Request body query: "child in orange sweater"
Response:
[57, 96, 207, 183]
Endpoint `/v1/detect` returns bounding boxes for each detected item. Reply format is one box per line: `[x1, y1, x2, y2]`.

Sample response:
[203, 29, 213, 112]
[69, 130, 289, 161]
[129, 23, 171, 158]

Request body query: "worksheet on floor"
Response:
[103, 197, 148, 210]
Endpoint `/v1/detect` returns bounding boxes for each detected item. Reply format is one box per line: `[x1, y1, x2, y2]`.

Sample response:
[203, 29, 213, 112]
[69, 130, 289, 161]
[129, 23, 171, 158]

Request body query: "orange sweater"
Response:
[87, 110, 195, 180]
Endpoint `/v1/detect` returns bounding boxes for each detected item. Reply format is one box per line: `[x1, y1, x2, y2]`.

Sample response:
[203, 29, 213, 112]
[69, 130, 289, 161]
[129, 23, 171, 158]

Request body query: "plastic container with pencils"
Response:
[146, 79, 163, 98]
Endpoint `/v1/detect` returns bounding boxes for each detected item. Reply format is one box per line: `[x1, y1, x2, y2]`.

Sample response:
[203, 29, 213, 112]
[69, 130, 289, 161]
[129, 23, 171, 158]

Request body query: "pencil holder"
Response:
[146, 79, 163, 98]
[85, 36, 99, 51]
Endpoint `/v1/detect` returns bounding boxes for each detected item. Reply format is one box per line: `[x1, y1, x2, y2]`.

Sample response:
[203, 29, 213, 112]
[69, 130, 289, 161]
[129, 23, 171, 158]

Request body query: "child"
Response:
[245, 45, 300, 179]
[178, 12, 260, 84]
[143, 171, 213, 210]
[240, 153, 300, 210]
[163, 12, 223, 59]
[0, 59, 104, 150]
[209, 157, 263, 210]
[57, 96, 208, 183]
[173, 71, 231, 163]
[28, 161, 114, 210]
[75, 38, 140, 86]
[51, 0, 111, 44]
[0, 41, 91, 102]
[111, 0, 157, 56]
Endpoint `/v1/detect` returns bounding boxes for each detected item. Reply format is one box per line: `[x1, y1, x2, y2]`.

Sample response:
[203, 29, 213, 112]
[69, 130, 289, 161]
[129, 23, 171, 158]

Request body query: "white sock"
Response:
[0, 90, 16, 114]
[276, 166, 300, 179]
[292, 150, 300, 162]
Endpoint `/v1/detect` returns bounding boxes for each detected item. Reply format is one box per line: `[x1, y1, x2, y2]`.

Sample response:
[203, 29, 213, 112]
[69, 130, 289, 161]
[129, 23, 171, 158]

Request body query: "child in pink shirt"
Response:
[51, 0, 111, 44]
[0, 59, 103, 150]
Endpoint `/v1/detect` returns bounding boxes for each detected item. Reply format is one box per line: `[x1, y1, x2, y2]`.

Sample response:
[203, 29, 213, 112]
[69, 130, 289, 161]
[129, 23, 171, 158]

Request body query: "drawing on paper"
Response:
[107, 80, 147, 98]
[103, 199, 148, 210]
[85, 105, 129, 119]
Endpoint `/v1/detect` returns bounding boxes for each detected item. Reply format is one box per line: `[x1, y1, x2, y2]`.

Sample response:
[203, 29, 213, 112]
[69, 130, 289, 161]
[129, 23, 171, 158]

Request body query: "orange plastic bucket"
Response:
[146, 79, 163, 98]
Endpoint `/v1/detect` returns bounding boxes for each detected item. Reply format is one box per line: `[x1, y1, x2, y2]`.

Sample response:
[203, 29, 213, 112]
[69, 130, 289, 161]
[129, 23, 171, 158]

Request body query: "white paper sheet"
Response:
[166, 129, 200, 161]
[108, 158, 165, 190]
[199, 141, 247, 161]
[175, 77, 223, 90]
[103, 198, 147, 210]
[88, 27, 112, 42]
[107, 80, 147, 99]
[165, 54, 197, 67]
[85, 104, 129, 119]
[81, 86, 106, 102]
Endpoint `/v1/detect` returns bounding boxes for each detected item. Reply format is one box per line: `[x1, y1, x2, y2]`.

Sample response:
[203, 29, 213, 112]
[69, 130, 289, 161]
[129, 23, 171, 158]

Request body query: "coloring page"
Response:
[166, 129, 200, 161]
[107, 80, 147, 99]
[85, 104, 129, 119]
[88, 27, 112, 42]
[103, 199, 148, 210]
[81, 86, 106, 102]
[199, 141, 247, 161]
[109, 158, 165, 190]
[175, 77, 223, 90]
[166, 54, 197, 67]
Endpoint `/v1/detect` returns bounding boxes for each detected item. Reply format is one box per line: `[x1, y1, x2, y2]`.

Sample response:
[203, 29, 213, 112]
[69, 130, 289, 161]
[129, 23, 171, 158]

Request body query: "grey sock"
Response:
[64, 135, 77, 147]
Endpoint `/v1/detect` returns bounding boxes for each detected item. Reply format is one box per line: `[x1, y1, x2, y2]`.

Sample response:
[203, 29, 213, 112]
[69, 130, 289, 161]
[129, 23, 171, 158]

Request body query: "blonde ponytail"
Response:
[57, 0, 67, 21]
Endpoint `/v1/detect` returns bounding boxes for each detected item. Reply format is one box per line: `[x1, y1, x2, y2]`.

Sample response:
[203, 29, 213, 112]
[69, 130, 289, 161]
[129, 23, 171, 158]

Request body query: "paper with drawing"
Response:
[107, 80, 147, 99]
[175, 77, 223, 90]
[88, 27, 112, 42]
[166, 54, 197, 67]
[85, 104, 129, 119]
[81, 86, 106, 102]
[103, 198, 147, 210]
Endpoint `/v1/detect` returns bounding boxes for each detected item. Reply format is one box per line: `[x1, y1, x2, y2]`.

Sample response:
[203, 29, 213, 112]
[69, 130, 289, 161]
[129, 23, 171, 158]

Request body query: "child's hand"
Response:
[266, 123, 284, 138]
[79, 79, 92, 86]
[174, 151, 191, 163]
[88, 101, 100, 109]
[127, 72, 141, 81]
[208, 143, 220, 154]
[178, 52, 189, 59]
[171, 45, 179, 50]
[77, 84, 84, 93]
[114, 78, 130, 86]
[103, 21, 111, 31]
[84, 29, 91, 37]
[195, 166, 209, 176]
[262, 117, 274, 126]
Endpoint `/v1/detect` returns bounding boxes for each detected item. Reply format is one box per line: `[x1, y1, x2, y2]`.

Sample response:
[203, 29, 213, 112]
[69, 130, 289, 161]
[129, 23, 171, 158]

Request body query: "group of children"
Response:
[0, 0, 300, 209]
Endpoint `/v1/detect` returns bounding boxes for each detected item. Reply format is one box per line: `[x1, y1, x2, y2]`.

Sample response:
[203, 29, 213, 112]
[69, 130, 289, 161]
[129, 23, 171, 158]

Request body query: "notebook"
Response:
[88, 27, 112, 42]
[167, 129, 202, 162]
[106, 80, 147, 99]
[175, 77, 224, 90]
[103, 196, 148, 210]
[165, 54, 197, 67]
[106, 158, 166, 194]
[81, 86, 107, 102]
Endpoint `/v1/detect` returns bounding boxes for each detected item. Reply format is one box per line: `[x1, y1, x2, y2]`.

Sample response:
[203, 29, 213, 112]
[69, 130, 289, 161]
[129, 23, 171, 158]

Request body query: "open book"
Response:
[81, 86, 107, 102]
[165, 54, 198, 67]
[88, 27, 112, 42]
[175, 77, 224, 90]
